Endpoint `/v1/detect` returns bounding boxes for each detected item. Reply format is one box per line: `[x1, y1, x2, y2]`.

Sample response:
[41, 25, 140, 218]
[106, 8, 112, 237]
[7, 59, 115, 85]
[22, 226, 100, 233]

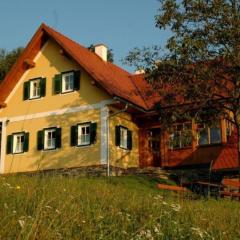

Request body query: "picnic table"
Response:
[220, 179, 240, 200]
[157, 179, 240, 200]
[187, 181, 222, 198]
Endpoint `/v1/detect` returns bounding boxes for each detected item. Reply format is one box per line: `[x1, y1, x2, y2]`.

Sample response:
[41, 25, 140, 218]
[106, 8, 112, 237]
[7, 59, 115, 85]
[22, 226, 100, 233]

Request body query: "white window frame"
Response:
[13, 133, 25, 154]
[120, 126, 128, 149]
[77, 123, 90, 146]
[62, 72, 74, 93]
[197, 123, 222, 146]
[44, 128, 56, 150]
[30, 78, 41, 99]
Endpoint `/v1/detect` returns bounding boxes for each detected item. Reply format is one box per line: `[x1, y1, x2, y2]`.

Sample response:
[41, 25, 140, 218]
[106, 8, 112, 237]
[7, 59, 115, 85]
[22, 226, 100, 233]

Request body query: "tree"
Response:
[88, 44, 114, 63]
[0, 47, 24, 81]
[124, 1, 240, 174]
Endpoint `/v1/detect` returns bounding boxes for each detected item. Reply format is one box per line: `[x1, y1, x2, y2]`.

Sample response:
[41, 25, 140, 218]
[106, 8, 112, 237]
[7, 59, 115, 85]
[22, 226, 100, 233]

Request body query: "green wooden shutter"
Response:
[90, 122, 97, 144]
[56, 128, 62, 148]
[23, 81, 30, 100]
[70, 125, 77, 146]
[6, 135, 13, 154]
[115, 126, 120, 146]
[40, 78, 46, 97]
[37, 130, 44, 150]
[53, 74, 62, 94]
[23, 132, 29, 152]
[127, 130, 132, 150]
[74, 71, 81, 90]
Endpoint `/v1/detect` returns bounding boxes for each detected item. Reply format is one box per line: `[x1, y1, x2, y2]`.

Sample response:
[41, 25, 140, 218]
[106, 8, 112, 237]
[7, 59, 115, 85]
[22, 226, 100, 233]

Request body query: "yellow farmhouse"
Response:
[0, 24, 238, 175]
[0, 24, 151, 174]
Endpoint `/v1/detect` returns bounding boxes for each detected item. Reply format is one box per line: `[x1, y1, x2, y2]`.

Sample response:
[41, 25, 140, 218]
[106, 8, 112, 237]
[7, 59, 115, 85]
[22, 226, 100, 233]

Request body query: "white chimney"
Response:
[135, 69, 145, 75]
[94, 44, 108, 61]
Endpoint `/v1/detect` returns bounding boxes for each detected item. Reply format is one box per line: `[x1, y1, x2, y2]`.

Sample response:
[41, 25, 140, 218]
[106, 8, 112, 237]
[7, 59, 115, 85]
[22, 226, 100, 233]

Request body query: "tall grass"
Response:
[0, 174, 239, 240]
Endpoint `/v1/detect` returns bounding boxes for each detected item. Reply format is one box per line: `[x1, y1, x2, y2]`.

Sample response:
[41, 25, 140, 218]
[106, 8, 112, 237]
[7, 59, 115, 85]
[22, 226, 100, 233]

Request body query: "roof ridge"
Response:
[43, 24, 131, 75]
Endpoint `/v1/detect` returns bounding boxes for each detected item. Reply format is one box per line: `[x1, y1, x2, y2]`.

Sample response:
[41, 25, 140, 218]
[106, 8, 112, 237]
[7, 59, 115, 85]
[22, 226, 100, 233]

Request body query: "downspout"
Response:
[106, 96, 152, 176]
[106, 103, 129, 177]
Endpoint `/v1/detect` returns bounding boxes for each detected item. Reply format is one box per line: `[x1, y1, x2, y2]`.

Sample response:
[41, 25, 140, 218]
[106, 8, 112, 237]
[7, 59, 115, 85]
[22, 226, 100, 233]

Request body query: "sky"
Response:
[0, 0, 171, 72]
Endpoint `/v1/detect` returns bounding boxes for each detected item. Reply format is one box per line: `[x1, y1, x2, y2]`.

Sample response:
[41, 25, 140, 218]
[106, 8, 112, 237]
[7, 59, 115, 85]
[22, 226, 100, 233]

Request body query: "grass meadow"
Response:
[0, 174, 239, 240]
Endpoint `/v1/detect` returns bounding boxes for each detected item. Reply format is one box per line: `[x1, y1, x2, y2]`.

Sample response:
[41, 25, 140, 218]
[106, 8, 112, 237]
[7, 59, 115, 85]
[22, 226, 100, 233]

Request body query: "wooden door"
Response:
[148, 128, 161, 167]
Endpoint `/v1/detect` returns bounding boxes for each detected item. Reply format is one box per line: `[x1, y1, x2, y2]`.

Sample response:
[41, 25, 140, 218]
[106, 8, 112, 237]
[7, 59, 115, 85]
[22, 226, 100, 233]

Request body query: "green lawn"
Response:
[0, 174, 239, 240]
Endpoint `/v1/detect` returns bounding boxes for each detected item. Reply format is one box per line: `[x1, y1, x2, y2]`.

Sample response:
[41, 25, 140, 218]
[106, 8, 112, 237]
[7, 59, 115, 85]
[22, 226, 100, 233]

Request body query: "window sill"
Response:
[76, 144, 93, 149]
[118, 146, 130, 151]
[61, 90, 75, 95]
[168, 146, 192, 151]
[12, 151, 25, 155]
[42, 148, 59, 152]
[28, 96, 42, 101]
[197, 143, 222, 148]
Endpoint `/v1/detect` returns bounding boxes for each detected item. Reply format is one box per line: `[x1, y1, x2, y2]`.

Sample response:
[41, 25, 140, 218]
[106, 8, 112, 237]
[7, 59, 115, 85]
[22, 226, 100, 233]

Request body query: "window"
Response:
[78, 124, 90, 146]
[62, 72, 74, 93]
[226, 120, 234, 138]
[197, 122, 221, 145]
[7, 132, 29, 154]
[169, 123, 192, 150]
[13, 133, 25, 153]
[44, 128, 56, 150]
[53, 71, 80, 94]
[23, 78, 46, 100]
[115, 126, 132, 150]
[120, 127, 128, 149]
[37, 127, 61, 151]
[70, 122, 97, 147]
[30, 79, 41, 99]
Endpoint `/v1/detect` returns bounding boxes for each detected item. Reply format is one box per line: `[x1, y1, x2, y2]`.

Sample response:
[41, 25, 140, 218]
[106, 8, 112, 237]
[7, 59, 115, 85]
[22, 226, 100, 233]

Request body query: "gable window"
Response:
[53, 70, 80, 94]
[62, 72, 74, 93]
[23, 78, 46, 100]
[115, 125, 132, 150]
[197, 122, 221, 145]
[6, 132, 29, 154]
[37, 127, 61, 151]
[169, 123, 192, 150]
[71, 122, 97, 147]
[30, 79, 41, 99]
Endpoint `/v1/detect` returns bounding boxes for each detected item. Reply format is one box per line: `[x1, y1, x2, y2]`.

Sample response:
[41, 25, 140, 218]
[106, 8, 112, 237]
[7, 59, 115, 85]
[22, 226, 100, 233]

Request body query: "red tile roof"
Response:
[0, 23, 155, 111]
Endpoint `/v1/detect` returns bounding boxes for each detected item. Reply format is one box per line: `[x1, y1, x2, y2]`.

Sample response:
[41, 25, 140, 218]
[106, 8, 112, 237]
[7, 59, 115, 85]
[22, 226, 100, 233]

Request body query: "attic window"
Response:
[53, 70, 80, 94]
[62, 72, 74, 93]
[23, 78, 46, 100]
[30, 79, 41, 99]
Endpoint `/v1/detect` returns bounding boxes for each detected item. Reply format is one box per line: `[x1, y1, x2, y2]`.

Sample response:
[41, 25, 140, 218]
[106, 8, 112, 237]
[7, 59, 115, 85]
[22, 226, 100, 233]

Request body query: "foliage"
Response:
[0, 47, 24, 82]
[88, 44, 114, 63]
[124, 0, 240, 126]
[0, 174, 239, 239]
[124, 1, 240, 170]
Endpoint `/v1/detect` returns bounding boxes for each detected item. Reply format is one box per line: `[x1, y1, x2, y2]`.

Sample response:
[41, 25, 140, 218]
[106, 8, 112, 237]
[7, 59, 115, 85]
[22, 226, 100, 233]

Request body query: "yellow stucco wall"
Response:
[0, 38, 140, 173]
[0, 39, 110, 118]
[4, 109, 101, 173]
[109, 109, 139, 169]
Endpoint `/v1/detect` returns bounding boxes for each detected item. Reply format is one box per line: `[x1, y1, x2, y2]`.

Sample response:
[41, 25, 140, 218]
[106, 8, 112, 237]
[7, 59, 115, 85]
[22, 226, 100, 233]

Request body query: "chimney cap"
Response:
[134, 69, 145, 75]
[94, 43, 108, 48]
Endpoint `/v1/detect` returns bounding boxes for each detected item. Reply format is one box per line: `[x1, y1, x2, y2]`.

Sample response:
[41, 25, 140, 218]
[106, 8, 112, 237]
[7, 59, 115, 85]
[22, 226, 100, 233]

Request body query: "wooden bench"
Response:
[220, 179, 240, 200]
[157, 183, 190, 192]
